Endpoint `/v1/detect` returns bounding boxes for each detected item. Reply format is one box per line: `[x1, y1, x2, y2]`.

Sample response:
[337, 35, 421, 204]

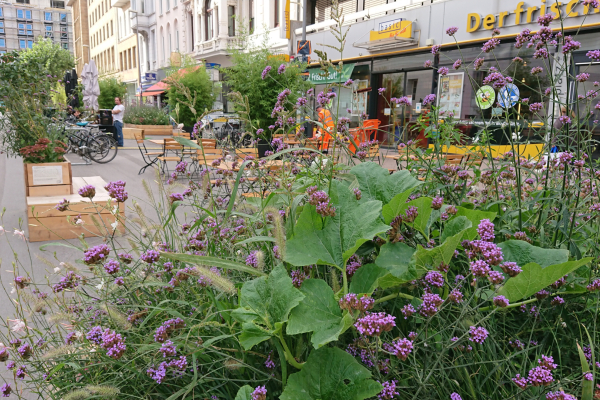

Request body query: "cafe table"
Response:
[215, 160, 300, 172]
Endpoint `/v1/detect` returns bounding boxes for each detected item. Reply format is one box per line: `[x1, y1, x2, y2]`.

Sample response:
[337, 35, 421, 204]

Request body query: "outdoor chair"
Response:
[173, 131, 191, 139]
[157, 139, 185, 175]
[134, 131, 163, 175]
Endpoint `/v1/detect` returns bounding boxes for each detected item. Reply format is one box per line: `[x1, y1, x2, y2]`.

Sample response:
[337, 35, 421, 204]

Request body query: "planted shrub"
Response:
[123, 105, 170, 125]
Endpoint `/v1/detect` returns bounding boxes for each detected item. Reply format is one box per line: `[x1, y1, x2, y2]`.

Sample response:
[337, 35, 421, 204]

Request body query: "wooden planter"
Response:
[123, 127, 144, 140]
[124, 124, 173, 136]
[24, 160, 72, 197]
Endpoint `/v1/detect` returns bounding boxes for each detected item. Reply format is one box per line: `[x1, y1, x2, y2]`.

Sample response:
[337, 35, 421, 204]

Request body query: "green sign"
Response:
[476, 85, 495, 110]
[307, 63, 355, 84]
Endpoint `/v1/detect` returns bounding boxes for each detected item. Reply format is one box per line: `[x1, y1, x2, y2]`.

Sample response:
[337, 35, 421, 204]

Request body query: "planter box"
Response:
[23, 160, 72, 197]
[27, 176, 125, 242]
[124, 124, 173, 136]
[123, 127, 144, 140]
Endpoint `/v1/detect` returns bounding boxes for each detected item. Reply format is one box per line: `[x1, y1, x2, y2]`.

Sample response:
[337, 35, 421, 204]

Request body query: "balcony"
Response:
[130, 12, 155, 30]
[111, 0, 129, 8]
[194, 36, 244, 59]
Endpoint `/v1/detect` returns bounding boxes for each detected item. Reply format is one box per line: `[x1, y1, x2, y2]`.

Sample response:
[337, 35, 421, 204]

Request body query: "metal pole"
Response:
[301, 0, 306, 42]
[133, 10, 143, 105]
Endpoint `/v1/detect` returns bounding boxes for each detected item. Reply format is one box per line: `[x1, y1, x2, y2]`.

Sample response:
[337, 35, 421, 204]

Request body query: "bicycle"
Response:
[218, 118, 252, 148]
[64, 126, 118, 164]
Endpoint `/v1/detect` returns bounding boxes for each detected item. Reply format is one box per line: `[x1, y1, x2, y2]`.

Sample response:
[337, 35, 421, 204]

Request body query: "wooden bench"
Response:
[27, 176, 125, 242]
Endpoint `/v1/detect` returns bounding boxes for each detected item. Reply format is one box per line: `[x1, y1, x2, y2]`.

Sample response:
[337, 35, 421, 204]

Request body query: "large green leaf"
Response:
[452, 207, 497, 240]
[159, 253, 265, 276]
[285, 180, 390, 269]
[231, 265, 304, 349]
[381, 189, 415, 224]
[349, 264, 388, 295]
[375, 242, 418, 283]
[350, 162, 421, 204]
[287, 279, 353, 348]
[234, 385, 254, 400]
[280, 347, 383, 400]
[496, 258, 592, 302]
[414, 225, 468, 271]
[498, 240, 569, 269]
[440, 216, 472, 243]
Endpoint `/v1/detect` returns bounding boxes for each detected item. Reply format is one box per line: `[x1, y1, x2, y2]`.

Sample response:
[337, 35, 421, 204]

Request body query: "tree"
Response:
[98, 78, 127, 109]
[20, 38, 74, 78]
[166, 66, 215, 127]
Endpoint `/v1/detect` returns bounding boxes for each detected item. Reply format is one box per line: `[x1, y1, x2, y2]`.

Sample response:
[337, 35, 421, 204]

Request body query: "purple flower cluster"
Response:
[378, 380, 399, 400]
[419, 293, 444, 317]
[15, 365, 26, 380]
[474, 57, 484, 70]
[0, 348, 8, 362]
[468, 326, 489, 344]
[291, 269, 308, 288]
[529, 102, 543, 112]
[78, 184, 96, 198]
[52, 271, 83, 293]
[401, 304, 416, 319]
[537, 13, 554, 26]
[104, 181, 128, 202]
[587, 279, 600, 291]
[251, 386, 267, 400]
[477, 219, 495, 241]
[446, 26, 458, 36]
[306, 186, 335, 217]
[424, 271, 444, 288]
[482, 38, 500, 52]
[83, 244, 110, 264]
[154, 318, 186, 343]
[531, 66, 543, 75]
[562, 35, 580, 54]
[483, 72, 510, 89]
[438, 67, 449, 76]
[453, 59, 462, 70]
[423, 94, 436, 106]
[353, 188, 362, 200]
[55, 198, 69, 212]
[103, 259, 120, 275]
[448, 289, 463, 304]
[493, 295, 509, 307]
[0, 383, 11, 397]
[147, 356, 188, 383]
[17, 343, 32, 359]
[14, 276, 30, 289]
[354, 312, 396, 336]
[470, 259, 491, 277]
[387, 338, 413, 360]
[140, 249, 160, 264]
[245, 250, 259, 268]
[261, 66, 271, 80]
[277, 64, 286, 75]
[424, 60, 432, 68]
[339, 293, 374, 312]
[160, 340, 177, 357]
[587, 49, 600, 61]
[546, 391, 577, 400]
[101, 328, 127, 359]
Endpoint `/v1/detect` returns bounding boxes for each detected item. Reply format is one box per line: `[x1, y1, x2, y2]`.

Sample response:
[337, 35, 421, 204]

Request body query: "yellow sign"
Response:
[285, 0, 291, 39]
[268, 54, 290, 62]
[369, 20, 413, 41]
[467, 0, 600, 33]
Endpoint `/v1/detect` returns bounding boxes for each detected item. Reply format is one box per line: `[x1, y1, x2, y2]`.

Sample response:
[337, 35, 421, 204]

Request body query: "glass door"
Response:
[376, 72, 404, 145]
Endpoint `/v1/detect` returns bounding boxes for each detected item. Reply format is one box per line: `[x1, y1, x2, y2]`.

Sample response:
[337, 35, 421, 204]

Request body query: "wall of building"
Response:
[67, 0, 90, 74]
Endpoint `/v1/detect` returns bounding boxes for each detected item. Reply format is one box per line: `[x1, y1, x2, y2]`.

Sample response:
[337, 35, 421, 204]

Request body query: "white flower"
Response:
[111, 221, 119, 231]
[59, 262, 66, 267]
[0, 226, 4, 235]
[54, 267, 61, 273]
[8, 319, 27, 333]
[9, 283, 15, 294]
[75, 219, 84, 225]
[95, 279, 105, 290]
[111, 205, 119, 215]
[13, 229, 26, 241]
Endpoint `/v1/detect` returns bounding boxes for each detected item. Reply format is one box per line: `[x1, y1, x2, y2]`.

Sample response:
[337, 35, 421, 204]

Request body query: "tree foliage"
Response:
[98, 78, 127, 110]
[167, 66, 215, 126]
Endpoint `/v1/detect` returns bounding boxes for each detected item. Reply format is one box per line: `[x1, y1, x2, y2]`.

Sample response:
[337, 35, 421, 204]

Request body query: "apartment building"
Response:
[155, 0, 190, 76]
[67, 0, 89, 73]
[0, 0, 73, 54]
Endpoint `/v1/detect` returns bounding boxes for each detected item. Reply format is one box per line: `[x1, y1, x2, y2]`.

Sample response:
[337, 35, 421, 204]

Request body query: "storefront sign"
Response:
[308, 64, 355, 84]
[369, 20, 413, 41]
[467, 0, 600, 33]
[284, 0, 291, 39]
[498, 83, 520, 108]
[437, 72, 464, 117]
[32, 165, 63, 185]
[476, 86, 495, 110]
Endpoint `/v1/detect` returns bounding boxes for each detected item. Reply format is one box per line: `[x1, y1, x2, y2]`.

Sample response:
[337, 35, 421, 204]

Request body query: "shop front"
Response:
[300, 0, 600, 151]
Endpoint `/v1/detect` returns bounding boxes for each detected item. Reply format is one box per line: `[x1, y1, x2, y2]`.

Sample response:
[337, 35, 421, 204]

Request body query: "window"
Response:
[18, 23, 32, 35]
[274, 0, 279, 28]
[0, 38, 5, 47]
[168, 33, 171, 53]
[51, 1, 65, 8]
[176, 30, 179, 51]
[16, 0, 30, 4]
[0, 22, 4, 34]
[19, 40, 26, 49]
[205, 0, 212, 40]
[60, 13, 67, 23]
[227, 5, 235, 36]
[161, 34, 164, 61]
[61, 43, 68, 50]
[61, 25, 67, 39]
[45, 24, 52, 37]
[166, 0, 169, 11]
[27, 40, 33, 48]
[0, 8, 2, 17]
[141, 0, 144, 13]
[17, 10, 32, 19]
[249, 0, 254, 32]
[45, 12, 52, 21]
[0, 51, 5, 54]
[110, 21, 113, 36]
[159, 0, 162, 14]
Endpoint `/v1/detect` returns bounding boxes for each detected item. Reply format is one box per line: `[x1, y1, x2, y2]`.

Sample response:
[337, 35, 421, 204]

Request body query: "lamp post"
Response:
[129, 8, 143, 105]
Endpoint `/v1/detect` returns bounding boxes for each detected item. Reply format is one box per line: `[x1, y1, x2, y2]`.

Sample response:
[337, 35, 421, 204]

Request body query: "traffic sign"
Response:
[145, 72, 157, 81]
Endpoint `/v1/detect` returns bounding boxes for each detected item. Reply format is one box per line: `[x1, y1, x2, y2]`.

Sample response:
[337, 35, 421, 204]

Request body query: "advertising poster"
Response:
[437, 72, 464, 118]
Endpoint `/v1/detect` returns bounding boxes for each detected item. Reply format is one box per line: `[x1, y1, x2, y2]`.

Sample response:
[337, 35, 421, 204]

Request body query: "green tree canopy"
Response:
[166, 66, 215, 126]
[98, 78, 127, 109]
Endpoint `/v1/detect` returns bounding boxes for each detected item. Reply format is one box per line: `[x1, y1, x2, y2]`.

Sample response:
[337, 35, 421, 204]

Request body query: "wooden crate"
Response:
[23, 161, 73, 197]
[123, 127, 144, 140]
[27, 176, 125, 242]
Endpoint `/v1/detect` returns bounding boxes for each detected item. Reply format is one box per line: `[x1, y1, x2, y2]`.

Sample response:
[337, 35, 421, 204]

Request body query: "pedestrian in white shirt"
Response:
[112, 97, 125, 147]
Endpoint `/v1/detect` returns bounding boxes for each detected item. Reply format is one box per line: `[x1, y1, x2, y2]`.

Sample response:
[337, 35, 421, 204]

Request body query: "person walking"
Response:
[112, 96, 125, 147]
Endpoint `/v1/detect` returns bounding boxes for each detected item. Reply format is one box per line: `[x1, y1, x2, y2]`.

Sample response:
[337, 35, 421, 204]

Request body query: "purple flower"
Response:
[251, 386, 267, 400]
[531, 66, 543, 75]
[551, 296, 565, 306]
[291, 269, 308, 288]
[388, 338, 413, 360]
[483, 72, 509, 89]
[493, 295, 509, 307]
[431, 196, 443, 209]
[559, 115, 571, 125]
[353, 188, 362, 200]
[562, 36, 580, 54]
[482, 38, 500, 52]
[83, 244, 111, 265]
[453, 59, 462, 69]
[546, 391, 577, 400]
[17, 343, 32, 359]
[470, 259, 491, 277]
[277, 64, 286, 74]
[438, 67, 449, 76]
[424, 271, 444, 288]
[587, 49, 600, 61]
[473, 57, 484, 70]
[431, 45, 441, 55]
[512, 374, 528, 389]
[537, 13, 554, 26]
[265, 352, 276, 369]
[587, 279, 600, 291]
[401, 304, 416, 319]
[15, 365, 26, 379]
[261, 66, 272, 79]
[446, 26, 458, 36]
[420, 292, 444, 316]
[0, 383, 11, 397]
[55, 198, 69, 211]
[339, 293, 374, 312]
[477, 219, 495, 241]
[246, 251, 259, 268]
[584, 372, 593, 381]
[101, 328, 127, 359]
[448, 289, 463, 304]
[528, 366, 554, 386]
[169, 193, 184, 204]
[354, 312, 396, 336]
[577, 72, 590, 82]
[378, 380, 399, 400]
[140, 250, 160, 264]
[424, 60, 432, 68]
[534, 48, 549, 59]
[343, 79, 354, 87]
[154, 318, 186, 343]
[488, 270, 504, 284]
[104, 181, 128, 202]
[160, 340, 177, 357]
[423, 94, 436, 106]
[78, 184, 96, 199]
[450, 394, 462, 400]
[378, 87, 386, 95]
[529, 102, 543, 112]
[468, 326, 489, 344]
[103, 259, 120, 275]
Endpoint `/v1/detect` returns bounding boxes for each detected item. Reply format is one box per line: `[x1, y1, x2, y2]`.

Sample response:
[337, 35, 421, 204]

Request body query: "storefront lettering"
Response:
[466, 0, 600, 32]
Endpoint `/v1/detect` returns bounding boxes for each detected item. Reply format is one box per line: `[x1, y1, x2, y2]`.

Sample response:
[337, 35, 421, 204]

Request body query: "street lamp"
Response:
[129, 8, 143, 105]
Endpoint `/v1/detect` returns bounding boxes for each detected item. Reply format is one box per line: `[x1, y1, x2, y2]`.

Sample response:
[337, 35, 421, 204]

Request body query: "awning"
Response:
[307, 63, 355, 84]
[137, 81, 167, 97]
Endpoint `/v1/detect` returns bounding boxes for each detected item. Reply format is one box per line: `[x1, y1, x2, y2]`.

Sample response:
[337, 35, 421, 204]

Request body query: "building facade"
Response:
[0, 0, 73, 54]
[67, 0, 90, 74]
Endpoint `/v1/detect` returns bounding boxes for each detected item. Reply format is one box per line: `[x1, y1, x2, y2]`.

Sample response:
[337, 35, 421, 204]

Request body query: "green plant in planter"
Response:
[19, 125, 67, 163]
[123, 105, 170, 125]
[166, 66, 215, 127]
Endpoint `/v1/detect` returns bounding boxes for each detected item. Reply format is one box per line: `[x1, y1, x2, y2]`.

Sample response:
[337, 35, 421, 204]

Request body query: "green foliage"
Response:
[350, 162, 422, 204]
[20, 38, 74, 78]
[122, 105, 170, 125]
[98, 78, 127, 109]
[280, 347, 382, 400]
[167, 66, 215, 126]
[498, 240, 569, 268]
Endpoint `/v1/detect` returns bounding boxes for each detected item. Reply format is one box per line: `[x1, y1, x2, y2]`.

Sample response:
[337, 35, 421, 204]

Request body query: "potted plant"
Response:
[0, 42, 75, 197]
[123, 105, 172, 138]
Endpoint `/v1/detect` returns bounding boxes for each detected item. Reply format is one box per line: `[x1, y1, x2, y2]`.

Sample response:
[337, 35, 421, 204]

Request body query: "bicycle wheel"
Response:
[88, 135, 118, 163]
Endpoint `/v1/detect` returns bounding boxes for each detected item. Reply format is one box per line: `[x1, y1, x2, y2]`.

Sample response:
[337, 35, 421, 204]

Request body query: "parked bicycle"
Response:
[64, 126, 118, 164]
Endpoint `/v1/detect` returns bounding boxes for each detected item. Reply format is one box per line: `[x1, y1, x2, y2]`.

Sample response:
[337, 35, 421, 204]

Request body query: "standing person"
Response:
[112, 97, 125, 147]
[316, 106, 334, 152]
